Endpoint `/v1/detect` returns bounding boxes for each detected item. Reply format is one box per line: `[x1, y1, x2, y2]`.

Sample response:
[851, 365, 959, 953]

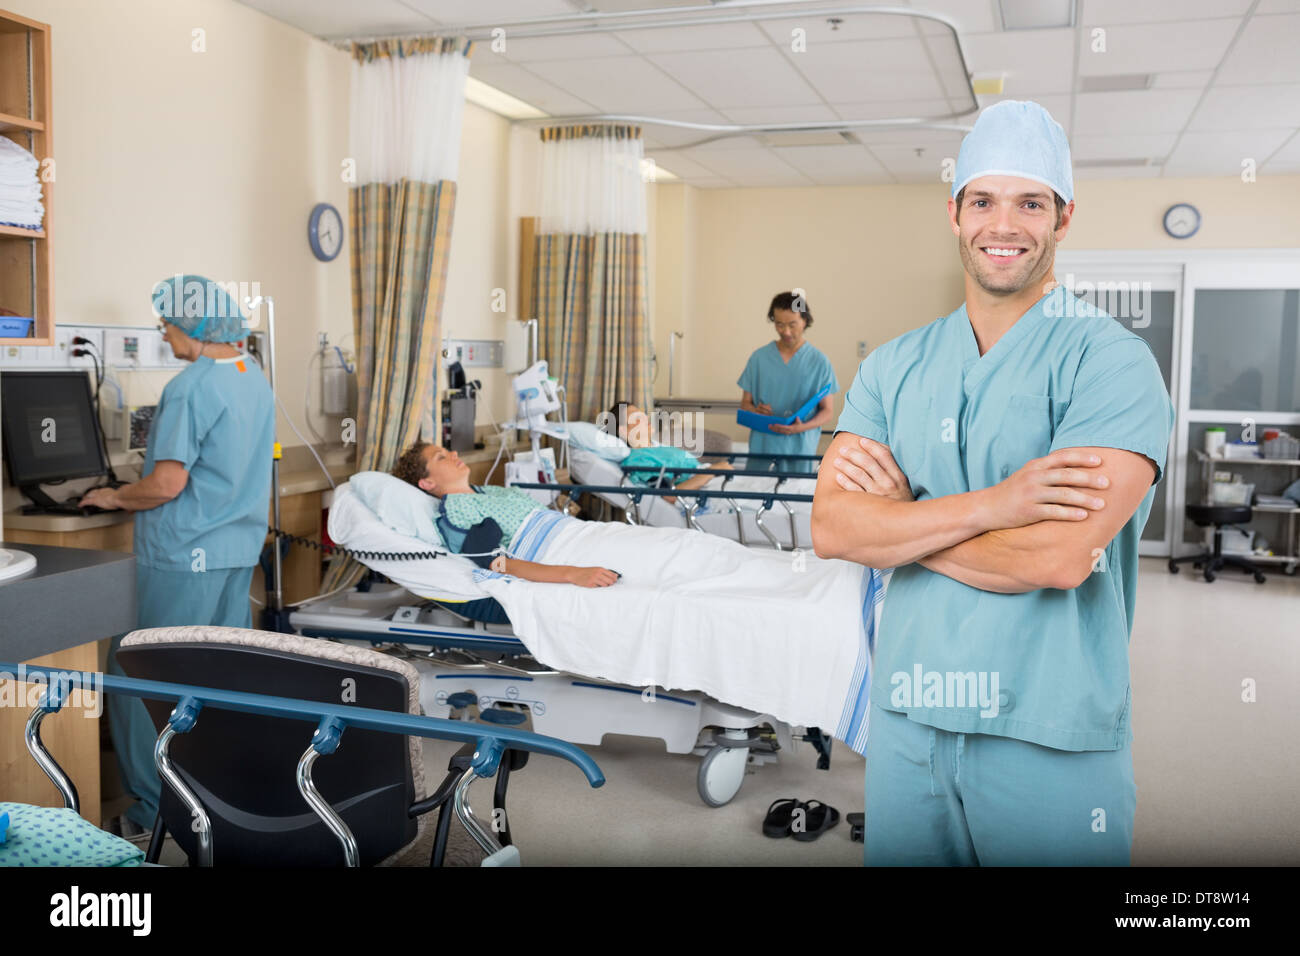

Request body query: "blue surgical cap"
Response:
[952, 100, 1073, 203]
[150, 274, 249, 343]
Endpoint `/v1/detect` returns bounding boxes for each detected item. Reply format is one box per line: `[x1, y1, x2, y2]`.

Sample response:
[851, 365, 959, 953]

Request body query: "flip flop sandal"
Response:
[762, 797, 802, 838]
[791, 800, 840, 842]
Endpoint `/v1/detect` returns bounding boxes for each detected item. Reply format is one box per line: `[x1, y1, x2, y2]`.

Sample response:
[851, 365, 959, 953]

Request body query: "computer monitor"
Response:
[1, 370, 109, 512]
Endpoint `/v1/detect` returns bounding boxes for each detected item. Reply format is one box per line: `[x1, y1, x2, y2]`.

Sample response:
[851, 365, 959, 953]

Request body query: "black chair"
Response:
[117, 627, 518, 866]
[1168, 504, 1266, 583]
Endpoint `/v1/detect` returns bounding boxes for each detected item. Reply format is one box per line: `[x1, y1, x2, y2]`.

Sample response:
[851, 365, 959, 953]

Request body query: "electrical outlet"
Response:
[857, 340, 868, 358]
[67, 327, 104, 369]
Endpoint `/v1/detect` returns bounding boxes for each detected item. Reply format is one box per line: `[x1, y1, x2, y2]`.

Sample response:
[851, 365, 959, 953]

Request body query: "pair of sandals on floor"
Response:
[762, 797, 840, 841]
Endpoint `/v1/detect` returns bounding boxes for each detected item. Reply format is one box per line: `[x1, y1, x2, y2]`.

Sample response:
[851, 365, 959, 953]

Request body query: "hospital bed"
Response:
[566, 445, 819, 549]
[285, 480, 857, 808]
[5, 637, 603, 867]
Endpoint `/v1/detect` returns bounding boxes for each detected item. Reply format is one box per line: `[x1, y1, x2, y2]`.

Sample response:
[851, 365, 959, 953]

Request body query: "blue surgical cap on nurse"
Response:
[952, 100, 1074, 203]
[151, 274, 249, 343]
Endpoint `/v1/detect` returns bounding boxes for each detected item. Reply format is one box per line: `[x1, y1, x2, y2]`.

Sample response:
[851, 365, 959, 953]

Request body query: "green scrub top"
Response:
[835, 291, 1174, 752]
[133, 355, 275, 571]
[738, 341, 838, 474]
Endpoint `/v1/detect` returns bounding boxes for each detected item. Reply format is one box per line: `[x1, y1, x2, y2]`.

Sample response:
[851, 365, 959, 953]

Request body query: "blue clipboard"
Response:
[737, 383, 831, 433]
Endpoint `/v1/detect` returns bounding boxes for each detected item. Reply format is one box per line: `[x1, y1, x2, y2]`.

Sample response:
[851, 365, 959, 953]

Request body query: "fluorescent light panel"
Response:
[464, 76, 546, 119]
[999, 0, 1076, 31]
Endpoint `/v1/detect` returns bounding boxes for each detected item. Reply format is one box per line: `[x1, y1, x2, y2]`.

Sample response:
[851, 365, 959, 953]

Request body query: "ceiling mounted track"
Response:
[331, 2, 979, 146]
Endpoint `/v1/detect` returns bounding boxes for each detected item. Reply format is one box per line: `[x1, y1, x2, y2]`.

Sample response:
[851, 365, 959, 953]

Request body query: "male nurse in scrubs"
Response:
[738, 291, 838, 474]
[81, 274, 276, 832]
[811, 101, 1174, 865]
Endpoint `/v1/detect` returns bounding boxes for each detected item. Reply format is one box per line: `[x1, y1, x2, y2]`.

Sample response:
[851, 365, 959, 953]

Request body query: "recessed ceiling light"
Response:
[643, 158, 679, 182]
[1074, 157, 1154, 168]
[1079, 74, 1154, 93]
[999, 0, 1076, 31]
[464, 77, 546, 120]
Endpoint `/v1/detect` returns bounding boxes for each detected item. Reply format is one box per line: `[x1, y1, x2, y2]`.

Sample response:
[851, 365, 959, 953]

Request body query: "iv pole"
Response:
[245, 294, 290, 632]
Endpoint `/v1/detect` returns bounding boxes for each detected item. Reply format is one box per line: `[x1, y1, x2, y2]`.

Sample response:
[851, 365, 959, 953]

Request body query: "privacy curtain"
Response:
[349, 36, 471, 472]
[533, 125, 653, 422]
[324, 36, 470, 593]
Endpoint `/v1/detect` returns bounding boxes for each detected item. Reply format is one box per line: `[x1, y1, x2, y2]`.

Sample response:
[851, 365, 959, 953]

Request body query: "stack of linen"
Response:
[0, 136, 44, 230]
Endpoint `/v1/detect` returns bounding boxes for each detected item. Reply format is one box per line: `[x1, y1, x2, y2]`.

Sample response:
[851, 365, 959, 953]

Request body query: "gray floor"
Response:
[416, 557, 1300, 866]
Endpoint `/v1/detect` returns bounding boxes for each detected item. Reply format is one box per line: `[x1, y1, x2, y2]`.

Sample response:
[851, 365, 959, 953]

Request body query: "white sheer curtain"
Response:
[538, 127, 647, 236]
[349, 39, 470, 185]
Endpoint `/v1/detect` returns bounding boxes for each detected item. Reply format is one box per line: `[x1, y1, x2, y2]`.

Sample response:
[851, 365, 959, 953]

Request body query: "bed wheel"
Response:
[697, 742, 748, 807]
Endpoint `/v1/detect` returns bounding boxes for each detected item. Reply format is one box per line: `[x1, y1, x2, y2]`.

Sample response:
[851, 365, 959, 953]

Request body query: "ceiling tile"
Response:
[647, 47, 822, 109]
[831, 98, 961, 121]
[1069, 133, 1179, 162]
[1074, 164, 1164, 179]
[1073, 89, 1204, 135]
[1080, 0, 1255, 25]
[757, 10, 923, 45]
[1261, 131, 1300, 169]
[399, 0, 576, 27]
[613, 22, 770, 53]
[492, 33, 636, 62]
[526, 56, 709, 113]
[1162, 128, 1293, 175]
[960, 28, 1076, 95]
[1076, 19, 1241, 76]
[771, 144, 891, 184]
[236, 0, 436, 37]
[1189, 85, 1300, 131]
[467, 63, 598, 115]
[720, 104, 841, 124]
[901, 0, 1001, 35]
[1216, 14, 1300, 84]
[1150, 70, 1215, 89]
[675, 147, 810, 186]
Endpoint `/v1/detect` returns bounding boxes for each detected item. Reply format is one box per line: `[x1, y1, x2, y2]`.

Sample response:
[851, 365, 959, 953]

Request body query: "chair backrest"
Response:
[118, 626, 425, 867]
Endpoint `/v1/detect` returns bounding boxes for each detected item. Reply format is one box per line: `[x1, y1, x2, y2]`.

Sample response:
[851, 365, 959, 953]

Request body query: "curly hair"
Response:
[392, 442, 432, 488]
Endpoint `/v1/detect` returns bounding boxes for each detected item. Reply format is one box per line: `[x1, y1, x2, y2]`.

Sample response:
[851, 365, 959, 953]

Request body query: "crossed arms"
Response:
[810, 433, 1157, 593]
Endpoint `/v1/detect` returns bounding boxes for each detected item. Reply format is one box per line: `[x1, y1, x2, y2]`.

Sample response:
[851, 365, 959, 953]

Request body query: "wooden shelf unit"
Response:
[0, 8, 53, 347]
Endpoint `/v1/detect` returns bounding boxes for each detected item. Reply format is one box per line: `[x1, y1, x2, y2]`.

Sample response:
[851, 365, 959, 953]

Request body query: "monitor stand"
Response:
[19, 485, 85, 516]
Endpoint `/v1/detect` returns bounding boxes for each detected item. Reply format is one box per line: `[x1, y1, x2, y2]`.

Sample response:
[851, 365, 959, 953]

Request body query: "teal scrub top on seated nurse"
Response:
[134, 355, 275, 571]
[738, 341, 838, 473]
[834, 291, 1174, 752]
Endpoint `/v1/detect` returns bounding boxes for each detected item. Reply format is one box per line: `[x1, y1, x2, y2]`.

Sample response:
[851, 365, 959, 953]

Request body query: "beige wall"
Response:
[0, 0, 358, 529]
[0, 1, 526, 533]
[19, 0, 353, 439]
[654, 173, 1300, 438]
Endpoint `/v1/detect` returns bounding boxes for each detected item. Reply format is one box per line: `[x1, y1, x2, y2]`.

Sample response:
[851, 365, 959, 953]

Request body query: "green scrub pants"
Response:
[864, 703, 1136, 866]
[106, 565, 255, 828]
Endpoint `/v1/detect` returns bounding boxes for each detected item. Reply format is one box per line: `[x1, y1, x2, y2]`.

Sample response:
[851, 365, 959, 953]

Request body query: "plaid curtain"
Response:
[321, 37, 469, 594]
[533, 124, 653, 422]
[534, 231, 652, 421]
[349, 178, 457, 473]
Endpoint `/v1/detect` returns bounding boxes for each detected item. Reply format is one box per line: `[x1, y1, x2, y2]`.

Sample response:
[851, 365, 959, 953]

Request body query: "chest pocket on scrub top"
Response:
[883, 395, 933, 495]
[993, 393, 1056, 478]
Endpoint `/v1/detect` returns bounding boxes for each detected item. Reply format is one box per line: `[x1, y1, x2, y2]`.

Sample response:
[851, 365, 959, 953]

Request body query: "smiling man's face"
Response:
[949, 175, 1072, 297]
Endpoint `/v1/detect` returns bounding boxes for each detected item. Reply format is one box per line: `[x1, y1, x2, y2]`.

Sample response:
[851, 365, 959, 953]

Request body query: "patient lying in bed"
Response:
[391, 442, 620, 588]
[610, 401, 733, 503]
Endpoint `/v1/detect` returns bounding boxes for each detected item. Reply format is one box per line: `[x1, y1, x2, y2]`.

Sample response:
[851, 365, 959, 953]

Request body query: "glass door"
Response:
[1055, 259, 1183, 556]
[1179, 259, 1300, 568]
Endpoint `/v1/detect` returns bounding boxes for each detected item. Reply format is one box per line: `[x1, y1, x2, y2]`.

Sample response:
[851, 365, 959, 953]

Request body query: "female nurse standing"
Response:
[737, 291, 838, 474]
[80, 274, 276, 834]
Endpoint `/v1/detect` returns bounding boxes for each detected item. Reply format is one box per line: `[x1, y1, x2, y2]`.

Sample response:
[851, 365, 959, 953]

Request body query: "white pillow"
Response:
[347, 471, 443, 546]
[565, 420, 630, 461]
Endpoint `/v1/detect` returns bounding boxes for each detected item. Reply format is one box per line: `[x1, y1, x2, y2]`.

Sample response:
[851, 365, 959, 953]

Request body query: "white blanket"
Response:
[475, 509, 887, 753]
